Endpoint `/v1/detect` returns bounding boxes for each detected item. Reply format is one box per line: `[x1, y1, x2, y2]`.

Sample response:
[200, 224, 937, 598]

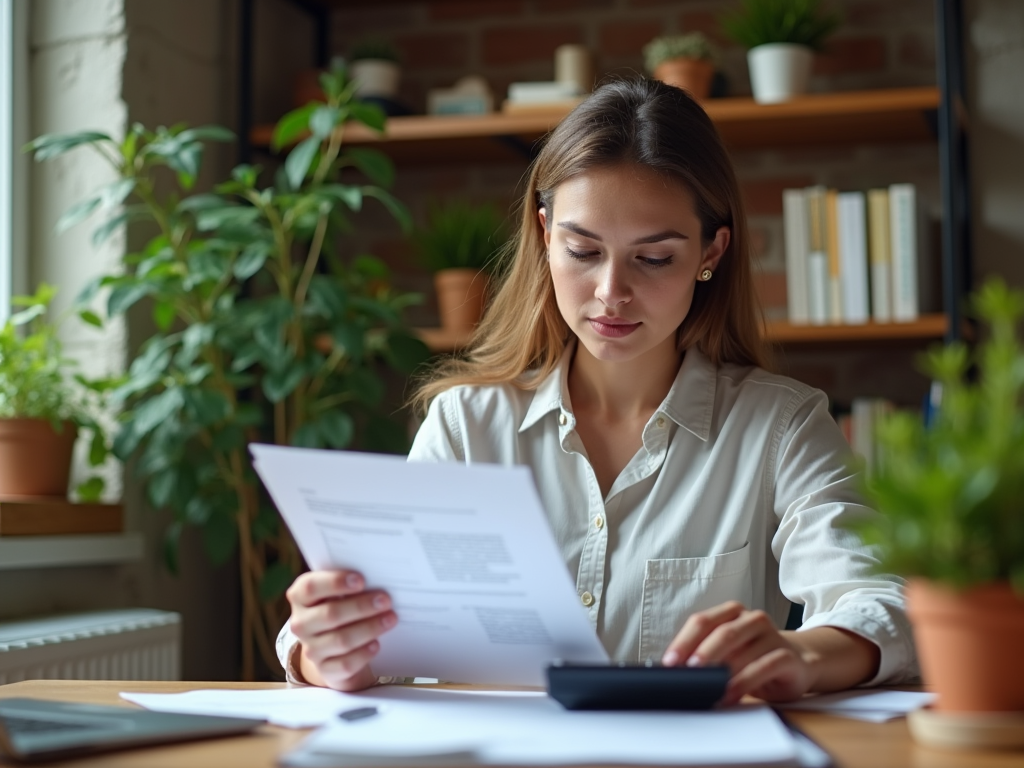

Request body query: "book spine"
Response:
[889, 183, 919, 321]
[783, 189, 810, 324]
[837, 191, 870, 324]
[825, 188, 843, 324]
[805, 186, 829, 325]
[867, 188, 892, 323]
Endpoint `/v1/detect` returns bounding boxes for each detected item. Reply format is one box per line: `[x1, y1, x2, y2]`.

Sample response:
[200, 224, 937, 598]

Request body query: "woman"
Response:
[277, 78, 916, 702]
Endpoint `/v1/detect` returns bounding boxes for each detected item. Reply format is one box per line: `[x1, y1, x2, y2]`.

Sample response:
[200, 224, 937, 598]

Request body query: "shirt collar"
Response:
[519, 342, 574, 433]
[518, 341, 718, 442]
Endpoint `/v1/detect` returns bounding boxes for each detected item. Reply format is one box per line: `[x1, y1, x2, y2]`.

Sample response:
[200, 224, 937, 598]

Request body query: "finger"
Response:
[304, 610, 398, 663]
[662, 601, 746, 666]
[691, 610, 775, 668]
[287, 570, 367, 608]
[290, 590, 391, 639]
[716, 634, 783, 678]
[318, 640, 381, 691]
[721, 648, 794, 706]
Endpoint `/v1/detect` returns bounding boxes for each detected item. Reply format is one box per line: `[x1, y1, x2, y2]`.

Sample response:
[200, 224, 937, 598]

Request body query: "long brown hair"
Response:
[412, 78, 768, 413]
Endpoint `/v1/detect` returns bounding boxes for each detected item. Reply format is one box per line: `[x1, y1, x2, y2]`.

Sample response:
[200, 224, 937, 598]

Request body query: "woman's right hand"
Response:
[285, 569, 397, 691]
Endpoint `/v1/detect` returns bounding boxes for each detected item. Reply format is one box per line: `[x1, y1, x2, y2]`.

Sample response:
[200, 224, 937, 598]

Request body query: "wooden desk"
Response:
[0, 680, 1019, 768]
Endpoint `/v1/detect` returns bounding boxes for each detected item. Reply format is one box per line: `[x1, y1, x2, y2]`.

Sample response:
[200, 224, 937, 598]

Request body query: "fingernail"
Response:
[381, 613, 397, 629]
[367, 640, 379, 654]
[662, 650, 679, 666]
[373, 594, 390, 610]
[686, 654, 702, 667]
[346, 573, 361, 588]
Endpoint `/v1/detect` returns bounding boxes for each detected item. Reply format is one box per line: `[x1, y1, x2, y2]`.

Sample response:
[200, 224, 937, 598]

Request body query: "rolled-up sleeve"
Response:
[770, 390, 918, 685]
[276, 620, 304, 684]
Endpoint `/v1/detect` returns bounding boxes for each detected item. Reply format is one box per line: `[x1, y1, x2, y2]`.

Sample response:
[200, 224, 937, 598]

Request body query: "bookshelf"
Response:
[249, 86, 941, 164]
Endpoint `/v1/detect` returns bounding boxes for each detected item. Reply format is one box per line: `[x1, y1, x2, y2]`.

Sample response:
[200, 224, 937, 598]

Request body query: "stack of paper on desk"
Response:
[779, 689, 936, 722]
[249, 445, 610, 686]
[280, 686, 801, 767]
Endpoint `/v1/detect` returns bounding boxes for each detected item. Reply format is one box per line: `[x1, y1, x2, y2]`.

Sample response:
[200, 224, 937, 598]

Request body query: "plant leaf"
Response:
[272, 103, 317, 150]
[285, 136, 321, 190]
[55, 196, 102, 233]
[76, 477, 105, 502]
[25, 131, 113, 161]
[361, 187, 411, 232]
[202, 511, 238, 565]
[346, 148, 394, 188]
[259, 561, 295, 602]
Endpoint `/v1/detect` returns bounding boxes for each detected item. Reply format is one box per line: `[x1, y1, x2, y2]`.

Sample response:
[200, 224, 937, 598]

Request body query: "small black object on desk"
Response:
[546, 660, 730, 711]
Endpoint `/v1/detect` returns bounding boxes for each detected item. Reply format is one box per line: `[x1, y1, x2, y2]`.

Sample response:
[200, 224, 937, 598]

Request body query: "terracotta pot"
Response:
[907, 578, 1024, 712]
[0, 418, 77, 497]
[434, 268, 488, 332]
[653, 57, 715, 100]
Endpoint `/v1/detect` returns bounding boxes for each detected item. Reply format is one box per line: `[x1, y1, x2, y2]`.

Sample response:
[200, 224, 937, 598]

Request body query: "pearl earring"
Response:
[700, 268, 713, 281]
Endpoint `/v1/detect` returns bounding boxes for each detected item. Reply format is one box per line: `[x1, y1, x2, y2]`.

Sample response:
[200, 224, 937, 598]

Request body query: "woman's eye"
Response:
[564, 246, 597, 261]
[639, 255, 674, 268]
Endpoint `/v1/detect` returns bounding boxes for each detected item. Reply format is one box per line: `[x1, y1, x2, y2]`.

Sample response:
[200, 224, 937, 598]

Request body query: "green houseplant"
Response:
[642, 33, 718, 100]
[721, 0, 841, 103]
[0, 284, 109, 500]
[412, 200, 507, 333]
[853, 279, 1024, 727]
[27, 63, 429, 680]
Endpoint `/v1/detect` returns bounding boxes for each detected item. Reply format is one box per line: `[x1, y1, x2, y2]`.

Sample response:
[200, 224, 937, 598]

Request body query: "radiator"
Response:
[0, 609, 181, 684]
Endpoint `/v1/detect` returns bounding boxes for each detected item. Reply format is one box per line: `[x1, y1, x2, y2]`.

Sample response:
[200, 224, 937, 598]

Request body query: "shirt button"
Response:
[594, 516, 604, 530]
[558, 413, 568, 426]
[656, 416, 666, 428]
[581, 591, 594, 607]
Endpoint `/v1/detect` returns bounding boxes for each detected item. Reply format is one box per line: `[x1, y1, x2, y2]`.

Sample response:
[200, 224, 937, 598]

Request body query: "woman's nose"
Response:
[595, 260, 632, 306]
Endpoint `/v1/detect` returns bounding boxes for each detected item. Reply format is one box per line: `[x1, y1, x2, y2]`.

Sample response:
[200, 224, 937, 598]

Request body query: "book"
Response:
[805, 185, 830, 325]
[825, 188, 843, 324]
[837, 191, 870, 324]
[889, 183, 919, 321]
[782, 188, 810, 324]
[867, 188, 892, 323]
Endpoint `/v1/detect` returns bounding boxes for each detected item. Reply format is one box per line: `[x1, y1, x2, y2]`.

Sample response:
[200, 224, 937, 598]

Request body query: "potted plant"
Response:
[721, 0, 840, 104]
[0, 284, 109, 500]
[349, 37, 401, 99]
[642, 33, 718, 101]
[412, 200, 507, 333]
[27, 63, 429, 680]
[853, 279, 1024, 747]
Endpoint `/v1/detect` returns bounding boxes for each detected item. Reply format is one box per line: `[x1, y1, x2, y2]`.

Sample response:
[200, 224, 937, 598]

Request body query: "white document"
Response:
[283, 686, 799, 767]
[250, 445, 609, 686]
[119, 686, 544, 729]
[779, 689, 936, 722]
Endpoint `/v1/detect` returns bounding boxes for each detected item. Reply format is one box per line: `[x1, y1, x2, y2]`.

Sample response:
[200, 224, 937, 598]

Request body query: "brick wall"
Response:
[259, 0, 943, 408]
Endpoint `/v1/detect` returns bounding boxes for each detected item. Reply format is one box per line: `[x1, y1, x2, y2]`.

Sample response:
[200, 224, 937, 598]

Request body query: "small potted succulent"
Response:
[349, 37, 401, 99]
[853, 279, 1024, 748]
[721, 0, 841, 104]
[0, 284, 108, 500]
[412, 200, 507, 333]
[642, 33, 718, 101]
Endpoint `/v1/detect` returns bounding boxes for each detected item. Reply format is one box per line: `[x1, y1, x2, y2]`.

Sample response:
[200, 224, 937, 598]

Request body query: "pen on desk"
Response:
[338, 706, 380, 722]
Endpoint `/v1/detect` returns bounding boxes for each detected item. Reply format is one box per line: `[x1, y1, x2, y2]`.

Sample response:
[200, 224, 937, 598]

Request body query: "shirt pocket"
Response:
[638, 543, 753, 662]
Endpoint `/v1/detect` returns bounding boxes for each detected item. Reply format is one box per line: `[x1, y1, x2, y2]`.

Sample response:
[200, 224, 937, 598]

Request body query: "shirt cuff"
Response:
[797, 605, 919, 686]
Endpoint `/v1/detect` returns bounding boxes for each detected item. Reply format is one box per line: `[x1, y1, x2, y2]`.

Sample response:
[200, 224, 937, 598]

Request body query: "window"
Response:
[0, 0, 28, 322]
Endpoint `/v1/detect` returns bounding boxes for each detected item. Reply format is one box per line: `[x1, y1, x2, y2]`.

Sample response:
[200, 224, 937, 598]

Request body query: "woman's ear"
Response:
[538, 206, 551, 250]
[701, 226, 730, 274]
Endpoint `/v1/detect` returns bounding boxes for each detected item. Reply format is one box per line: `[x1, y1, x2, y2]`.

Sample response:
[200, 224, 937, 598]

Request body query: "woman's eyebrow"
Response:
[558, 221, 689, 244]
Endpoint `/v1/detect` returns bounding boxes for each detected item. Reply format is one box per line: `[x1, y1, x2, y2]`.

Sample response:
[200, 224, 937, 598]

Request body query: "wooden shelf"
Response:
[0, 533, 144, 570]
[766, 314, 950, 344]
[416, 314, 952, 354]
[0, 497, 122, 536]
[250, 86, 940, 163]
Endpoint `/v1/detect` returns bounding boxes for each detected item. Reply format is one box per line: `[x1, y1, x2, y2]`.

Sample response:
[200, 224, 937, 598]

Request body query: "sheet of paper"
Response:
[250, 445, 609, 686]
[120, 688, 365, 728]
[285, 686, 799, 767]
[120, 686, 544, 730]
[779, 689, 936, 722]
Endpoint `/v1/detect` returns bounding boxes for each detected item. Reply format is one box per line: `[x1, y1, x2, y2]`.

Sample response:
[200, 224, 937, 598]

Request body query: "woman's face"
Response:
[541, 163, 729, 364]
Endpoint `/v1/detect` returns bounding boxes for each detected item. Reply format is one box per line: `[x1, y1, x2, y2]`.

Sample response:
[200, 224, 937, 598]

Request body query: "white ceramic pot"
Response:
[747, 43, 813, 104]
[349, 59, 400, 97]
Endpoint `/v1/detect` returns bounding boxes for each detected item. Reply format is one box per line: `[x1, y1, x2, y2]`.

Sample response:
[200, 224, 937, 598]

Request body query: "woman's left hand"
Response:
[661, 601, 814, 706]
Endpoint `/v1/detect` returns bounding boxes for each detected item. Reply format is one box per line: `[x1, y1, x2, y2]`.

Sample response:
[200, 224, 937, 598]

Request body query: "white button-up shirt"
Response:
[277, 345, 917, 685]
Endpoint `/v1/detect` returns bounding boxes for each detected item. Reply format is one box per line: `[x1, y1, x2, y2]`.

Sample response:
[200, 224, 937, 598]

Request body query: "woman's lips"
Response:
[588, 317, 641, 338]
